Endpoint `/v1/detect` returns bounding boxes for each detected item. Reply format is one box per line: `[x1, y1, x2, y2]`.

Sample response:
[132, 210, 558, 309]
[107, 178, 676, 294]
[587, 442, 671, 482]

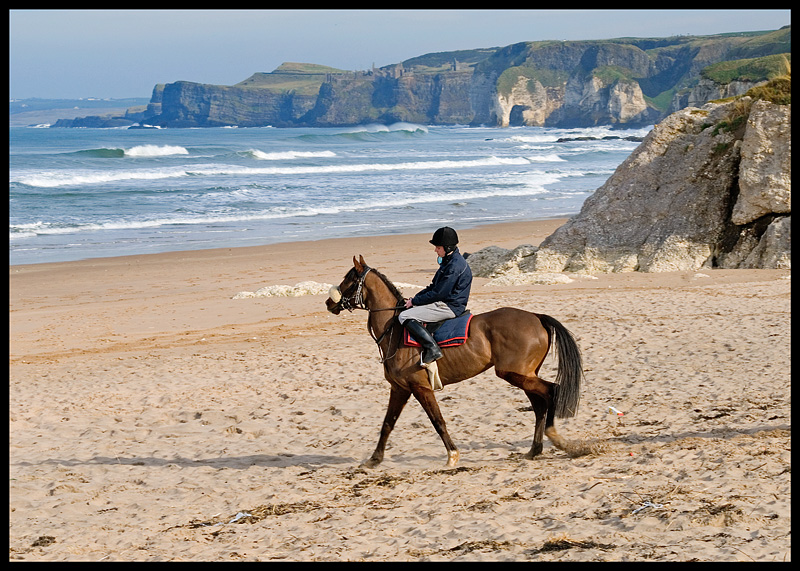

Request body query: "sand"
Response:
[9, 219, 791, 562]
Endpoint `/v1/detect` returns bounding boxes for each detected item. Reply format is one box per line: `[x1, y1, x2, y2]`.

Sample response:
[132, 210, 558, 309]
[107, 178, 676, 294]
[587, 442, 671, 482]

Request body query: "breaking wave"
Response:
[244, 150, 337, 161]
[296, 122, 429, 142]
[9, 171, 564, 240]
[12, 155, 531, 188]
[71, 145, 190, 158]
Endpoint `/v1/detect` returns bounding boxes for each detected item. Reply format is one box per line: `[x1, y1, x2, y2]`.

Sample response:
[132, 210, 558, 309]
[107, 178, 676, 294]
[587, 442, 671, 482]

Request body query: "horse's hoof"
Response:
[445, 450, 460, 468]
[360, 457, 381, 469]
[524, 444, 544, 459]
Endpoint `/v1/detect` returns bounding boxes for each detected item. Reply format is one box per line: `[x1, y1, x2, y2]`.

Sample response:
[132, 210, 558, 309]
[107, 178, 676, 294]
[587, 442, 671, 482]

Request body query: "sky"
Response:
[9, 9, 792, 100]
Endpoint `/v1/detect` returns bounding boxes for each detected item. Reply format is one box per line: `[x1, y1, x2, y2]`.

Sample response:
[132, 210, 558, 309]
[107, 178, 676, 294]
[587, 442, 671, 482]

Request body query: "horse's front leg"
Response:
[411, 384, 459, 468]
[361, 386, 411, 469]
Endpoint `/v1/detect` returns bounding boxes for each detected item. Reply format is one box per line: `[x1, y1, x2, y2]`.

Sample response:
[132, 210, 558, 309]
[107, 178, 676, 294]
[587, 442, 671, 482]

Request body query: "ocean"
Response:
[9, 122, 652, 266]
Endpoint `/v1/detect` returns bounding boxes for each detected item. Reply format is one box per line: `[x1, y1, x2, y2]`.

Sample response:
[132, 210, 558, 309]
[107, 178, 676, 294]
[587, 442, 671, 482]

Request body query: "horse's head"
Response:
[326, 255, 370, 314]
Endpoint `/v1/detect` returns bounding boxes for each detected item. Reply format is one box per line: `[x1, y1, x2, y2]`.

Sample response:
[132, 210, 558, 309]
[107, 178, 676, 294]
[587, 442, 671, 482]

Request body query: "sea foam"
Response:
[248, 150, 336, 161]
[124, 144, 189, 157]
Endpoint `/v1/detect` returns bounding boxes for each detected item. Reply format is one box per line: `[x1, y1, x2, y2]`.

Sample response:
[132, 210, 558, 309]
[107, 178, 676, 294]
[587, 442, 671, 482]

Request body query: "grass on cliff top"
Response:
[709, 70, 791, 141]
[235, 62, 350, 95]
[745, 72, 791, 105]
[726, 25, 791, 60]
[702, 53, 791, 84]
[271, 62, 347, 75]
[234, 75, 325, 95]
[402, 48, 499, 72]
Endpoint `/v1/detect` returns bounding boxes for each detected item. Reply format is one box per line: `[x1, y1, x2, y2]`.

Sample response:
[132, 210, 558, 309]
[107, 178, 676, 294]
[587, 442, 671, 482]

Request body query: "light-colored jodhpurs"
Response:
[398, 301, 456, 325]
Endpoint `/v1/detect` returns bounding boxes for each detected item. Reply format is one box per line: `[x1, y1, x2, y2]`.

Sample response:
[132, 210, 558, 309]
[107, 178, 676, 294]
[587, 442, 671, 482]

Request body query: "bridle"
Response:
[328, 265, 405, 362]
[328, 266, 370, 312]
[328, 266, 404, 313]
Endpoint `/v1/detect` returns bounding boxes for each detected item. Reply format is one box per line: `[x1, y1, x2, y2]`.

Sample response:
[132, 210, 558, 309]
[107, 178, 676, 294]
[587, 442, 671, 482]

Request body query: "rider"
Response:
[399, 226, 473, 365]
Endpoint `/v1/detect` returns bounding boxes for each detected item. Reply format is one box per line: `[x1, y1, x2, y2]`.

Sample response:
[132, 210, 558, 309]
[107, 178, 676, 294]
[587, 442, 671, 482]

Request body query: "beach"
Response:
[9, 219, 791, 561]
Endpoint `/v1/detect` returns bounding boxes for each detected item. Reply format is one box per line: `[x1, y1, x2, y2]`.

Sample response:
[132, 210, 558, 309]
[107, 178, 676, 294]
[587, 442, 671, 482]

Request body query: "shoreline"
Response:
[9, 217, 571, 270]
[9, 217, 791, 561]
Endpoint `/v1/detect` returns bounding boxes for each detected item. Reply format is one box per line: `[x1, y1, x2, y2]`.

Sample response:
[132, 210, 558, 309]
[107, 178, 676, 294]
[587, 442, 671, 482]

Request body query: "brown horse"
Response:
[326, 255, 583, 468]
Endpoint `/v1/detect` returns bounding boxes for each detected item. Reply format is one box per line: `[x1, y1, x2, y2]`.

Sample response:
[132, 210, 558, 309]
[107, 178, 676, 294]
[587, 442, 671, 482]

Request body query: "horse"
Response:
[325, 255, 583, 468]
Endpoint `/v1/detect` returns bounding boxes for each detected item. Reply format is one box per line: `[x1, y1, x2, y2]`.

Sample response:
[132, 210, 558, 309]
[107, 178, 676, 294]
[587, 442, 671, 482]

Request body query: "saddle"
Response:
[403, 311, 473, 349]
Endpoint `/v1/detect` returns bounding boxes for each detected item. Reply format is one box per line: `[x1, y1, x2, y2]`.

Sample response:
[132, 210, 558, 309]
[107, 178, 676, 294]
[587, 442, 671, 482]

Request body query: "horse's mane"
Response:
[369, 267, 405, 303]
[346, 264, 404, 304]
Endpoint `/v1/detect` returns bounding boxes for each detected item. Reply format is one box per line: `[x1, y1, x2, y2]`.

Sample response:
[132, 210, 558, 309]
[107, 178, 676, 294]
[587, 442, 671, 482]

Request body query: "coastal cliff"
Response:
[152, 81, 318, 128]
[52, 27, 790, 129]
[467, 75, 791, 275]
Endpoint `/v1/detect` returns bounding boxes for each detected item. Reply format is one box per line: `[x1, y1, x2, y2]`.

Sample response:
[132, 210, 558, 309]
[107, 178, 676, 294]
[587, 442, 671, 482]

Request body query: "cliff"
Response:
[300, 69, 476, 126]
[53, 26, 790, 129]
[467, 76, 791, 276]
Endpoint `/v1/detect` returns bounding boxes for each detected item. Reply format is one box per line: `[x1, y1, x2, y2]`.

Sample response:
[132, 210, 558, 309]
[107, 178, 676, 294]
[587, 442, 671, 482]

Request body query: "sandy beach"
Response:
[9, 219, 791, 561]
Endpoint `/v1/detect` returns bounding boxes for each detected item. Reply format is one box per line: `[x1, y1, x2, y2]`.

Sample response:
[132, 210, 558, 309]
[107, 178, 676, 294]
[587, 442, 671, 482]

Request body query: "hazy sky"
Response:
[9, 9, 791, 100]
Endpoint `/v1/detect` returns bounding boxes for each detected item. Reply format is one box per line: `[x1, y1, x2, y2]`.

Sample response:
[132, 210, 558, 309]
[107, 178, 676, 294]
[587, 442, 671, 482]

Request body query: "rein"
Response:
[369, 304, 407, 312]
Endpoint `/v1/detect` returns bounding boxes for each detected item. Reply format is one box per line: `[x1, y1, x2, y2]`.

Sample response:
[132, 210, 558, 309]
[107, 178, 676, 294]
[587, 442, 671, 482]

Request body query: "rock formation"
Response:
[51, 27, 791, 129]
[470, 95, 790, 276]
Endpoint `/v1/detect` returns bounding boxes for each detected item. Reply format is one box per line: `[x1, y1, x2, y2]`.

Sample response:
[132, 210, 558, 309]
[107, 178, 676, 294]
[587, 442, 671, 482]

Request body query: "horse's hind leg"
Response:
[410, 384, 459, 468]
[500, 370, 567, 458]
[543, 383, 569, 452]
[524, 391, 548, 459]
[522, 385, 567, 457]
[362, 386, 411, 469]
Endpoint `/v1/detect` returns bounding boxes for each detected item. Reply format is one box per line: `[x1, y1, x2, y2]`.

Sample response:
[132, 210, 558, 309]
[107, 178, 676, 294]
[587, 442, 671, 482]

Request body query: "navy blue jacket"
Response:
[412, 247, 472, 316]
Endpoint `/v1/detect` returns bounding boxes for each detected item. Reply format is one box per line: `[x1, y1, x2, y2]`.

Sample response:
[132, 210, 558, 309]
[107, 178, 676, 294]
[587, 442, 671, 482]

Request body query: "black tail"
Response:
[538, 314, 583, 418]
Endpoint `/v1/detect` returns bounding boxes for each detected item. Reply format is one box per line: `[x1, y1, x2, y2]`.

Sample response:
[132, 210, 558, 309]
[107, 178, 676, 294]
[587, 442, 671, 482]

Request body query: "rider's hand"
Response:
[404, 298, 413, 309]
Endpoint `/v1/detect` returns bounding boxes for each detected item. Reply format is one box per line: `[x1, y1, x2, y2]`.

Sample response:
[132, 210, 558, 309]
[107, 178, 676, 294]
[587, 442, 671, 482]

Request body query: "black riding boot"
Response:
[404, 320, 443, 365]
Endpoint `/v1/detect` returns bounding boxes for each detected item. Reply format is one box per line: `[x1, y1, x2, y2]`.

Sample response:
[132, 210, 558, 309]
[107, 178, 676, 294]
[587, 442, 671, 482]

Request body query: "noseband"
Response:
[329, 266, 372, 312]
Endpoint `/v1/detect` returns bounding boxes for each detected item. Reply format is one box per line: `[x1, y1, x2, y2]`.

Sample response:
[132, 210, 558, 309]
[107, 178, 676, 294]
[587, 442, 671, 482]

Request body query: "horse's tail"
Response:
[538, 314, 583, 419]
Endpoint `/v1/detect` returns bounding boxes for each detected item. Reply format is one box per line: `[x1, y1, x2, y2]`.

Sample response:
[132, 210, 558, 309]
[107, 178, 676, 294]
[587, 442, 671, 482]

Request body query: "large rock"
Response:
[466, 245, 537, 277]
[532, 101, 745, 272]
[469, 97, 791, 276]
[732, 100, 791, 224]
[742, 216, 791, 269]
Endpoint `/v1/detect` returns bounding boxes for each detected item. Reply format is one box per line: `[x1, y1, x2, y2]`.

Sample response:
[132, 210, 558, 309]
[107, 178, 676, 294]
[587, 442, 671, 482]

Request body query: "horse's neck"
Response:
[365, 274, 401, 331]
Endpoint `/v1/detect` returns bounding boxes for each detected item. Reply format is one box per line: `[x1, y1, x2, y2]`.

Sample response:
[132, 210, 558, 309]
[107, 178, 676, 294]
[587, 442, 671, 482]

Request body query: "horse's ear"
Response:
[353, 255, 363, 272]
[359, 255, 367, 267]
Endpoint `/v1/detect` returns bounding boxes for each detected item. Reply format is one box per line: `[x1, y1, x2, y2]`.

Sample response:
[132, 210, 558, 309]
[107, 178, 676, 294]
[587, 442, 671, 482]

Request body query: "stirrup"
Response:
[420, 345, 443, 365]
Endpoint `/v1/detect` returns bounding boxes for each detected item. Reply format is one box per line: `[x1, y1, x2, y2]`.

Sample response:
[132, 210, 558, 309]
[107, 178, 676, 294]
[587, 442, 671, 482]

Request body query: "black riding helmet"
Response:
[430, 226, 459, 254]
